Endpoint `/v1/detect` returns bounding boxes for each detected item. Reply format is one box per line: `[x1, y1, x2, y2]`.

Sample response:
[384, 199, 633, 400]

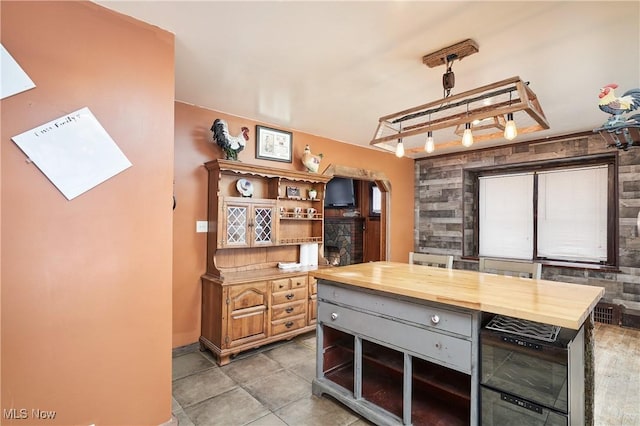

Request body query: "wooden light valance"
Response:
[370, 76, 550, 158]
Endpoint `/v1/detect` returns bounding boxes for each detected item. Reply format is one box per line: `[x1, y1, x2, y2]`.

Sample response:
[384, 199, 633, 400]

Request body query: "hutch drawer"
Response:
[272, 275, 307, 291]
[271, 286, 307, 305]
[271, 300, 306, 320]
[271, 314, 306, 335]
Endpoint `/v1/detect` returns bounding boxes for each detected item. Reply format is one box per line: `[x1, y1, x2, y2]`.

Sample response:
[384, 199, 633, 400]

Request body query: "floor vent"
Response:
[593, 302, 621, 325]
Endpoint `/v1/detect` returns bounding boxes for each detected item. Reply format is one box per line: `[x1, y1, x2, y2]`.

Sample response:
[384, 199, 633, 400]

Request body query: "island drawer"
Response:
[318, 282, 472, 337]
[318, 301, 471, 374]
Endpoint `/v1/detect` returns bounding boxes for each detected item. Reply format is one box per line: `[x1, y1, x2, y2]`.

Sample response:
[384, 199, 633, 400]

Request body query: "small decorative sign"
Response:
[286, 186, 301, 199]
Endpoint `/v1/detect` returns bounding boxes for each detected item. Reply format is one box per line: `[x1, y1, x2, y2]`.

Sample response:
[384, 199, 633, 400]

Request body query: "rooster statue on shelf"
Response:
[301, 144, 323, 173]
[598, 84, 640, 122]
[594, 84, 640, 151]
[211, 118, 249, 161]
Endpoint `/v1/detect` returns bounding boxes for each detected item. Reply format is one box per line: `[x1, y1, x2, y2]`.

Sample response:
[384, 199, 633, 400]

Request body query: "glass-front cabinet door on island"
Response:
[220, 199, 276, 248]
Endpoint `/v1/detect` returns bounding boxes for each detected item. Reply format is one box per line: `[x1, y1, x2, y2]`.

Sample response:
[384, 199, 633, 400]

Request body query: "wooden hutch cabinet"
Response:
[200, 159, 331, 365]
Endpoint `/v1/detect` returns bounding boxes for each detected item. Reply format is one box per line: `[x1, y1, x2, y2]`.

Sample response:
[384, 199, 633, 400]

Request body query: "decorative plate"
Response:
[236, 179, 254, 197]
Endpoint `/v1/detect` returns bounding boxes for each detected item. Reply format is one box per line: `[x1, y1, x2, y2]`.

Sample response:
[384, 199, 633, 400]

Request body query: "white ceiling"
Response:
[96, 1, 640, 157]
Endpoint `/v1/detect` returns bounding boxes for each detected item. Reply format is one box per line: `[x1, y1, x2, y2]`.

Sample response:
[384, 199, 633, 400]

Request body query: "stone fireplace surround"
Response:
[324, 217, 364, 266]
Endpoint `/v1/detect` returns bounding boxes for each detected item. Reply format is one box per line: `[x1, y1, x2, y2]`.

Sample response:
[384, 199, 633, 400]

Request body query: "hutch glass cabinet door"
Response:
[250, 203, 276, 246]
[222, 201, 250, 248]
[220, 200, 276, 248]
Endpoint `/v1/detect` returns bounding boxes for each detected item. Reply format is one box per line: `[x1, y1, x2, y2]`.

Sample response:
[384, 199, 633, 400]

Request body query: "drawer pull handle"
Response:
[286, 307, 294, 313]
[286, 293, 294, 300]
[285, 321, 294, 328]
[331, 312, 339, 321]
[431, 314, 440, 325]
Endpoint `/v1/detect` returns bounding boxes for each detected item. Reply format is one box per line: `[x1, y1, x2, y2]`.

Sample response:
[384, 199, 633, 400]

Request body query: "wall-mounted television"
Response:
[325, 177, 355, 208]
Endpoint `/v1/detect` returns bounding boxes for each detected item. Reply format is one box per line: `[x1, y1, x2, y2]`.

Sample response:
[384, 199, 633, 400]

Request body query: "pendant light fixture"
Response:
[462, 103, 473, 147]
[424, 113, 435, 153]
[395, 139, 405, 157]
[395, 122, 404, 157]
[504, 112, 518, 140]
[370, 39, 549, 158]
[462, 123, 474, 147]
[424, 131, 435, 153]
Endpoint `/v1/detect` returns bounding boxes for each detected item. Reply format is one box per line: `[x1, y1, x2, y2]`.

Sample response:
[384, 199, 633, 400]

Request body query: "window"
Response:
[479, 173, 533, 259]
[475, 159, 615, 266]
[537, 166, 608, 262]
[370, 183, 381, 216]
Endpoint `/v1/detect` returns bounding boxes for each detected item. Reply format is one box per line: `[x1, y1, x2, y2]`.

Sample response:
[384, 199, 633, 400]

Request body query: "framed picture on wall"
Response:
[256, 125, 292, 163]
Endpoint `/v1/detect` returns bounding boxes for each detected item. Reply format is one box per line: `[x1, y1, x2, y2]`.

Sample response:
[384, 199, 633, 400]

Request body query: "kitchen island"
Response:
[309, 261, 604, 426]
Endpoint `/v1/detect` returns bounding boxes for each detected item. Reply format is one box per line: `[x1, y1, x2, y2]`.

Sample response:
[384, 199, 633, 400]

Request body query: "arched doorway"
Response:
[322, 164, 390, 262]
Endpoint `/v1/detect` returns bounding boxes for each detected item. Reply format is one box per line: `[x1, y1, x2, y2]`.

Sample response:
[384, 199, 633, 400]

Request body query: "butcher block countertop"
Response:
[310, 261, 604, 330]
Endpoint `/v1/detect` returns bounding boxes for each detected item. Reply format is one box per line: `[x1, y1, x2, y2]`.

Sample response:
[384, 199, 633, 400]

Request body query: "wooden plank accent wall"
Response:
[415, 134, 640, 327]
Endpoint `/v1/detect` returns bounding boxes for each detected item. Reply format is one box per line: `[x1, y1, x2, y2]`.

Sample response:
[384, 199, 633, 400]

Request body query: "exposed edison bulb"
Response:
[504, 112, 518, 141]
[462, 123, 474, 147]
[395, 140, 405, 157]
[424, 132, 435, 153]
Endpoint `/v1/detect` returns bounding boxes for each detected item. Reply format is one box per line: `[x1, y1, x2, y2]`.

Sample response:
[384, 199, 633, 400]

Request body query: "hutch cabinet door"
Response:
[250, 203, 276, 247]
[220, 200, 276, 248]
[225, 282, 268, 348]
[221, 200, 251, 248]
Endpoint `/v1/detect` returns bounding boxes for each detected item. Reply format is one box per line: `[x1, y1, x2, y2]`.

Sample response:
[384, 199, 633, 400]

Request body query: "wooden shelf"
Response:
[360, 340, 471, 403]
[278, 197, 323, 202]
[278, 237, 323, 245]
[322, 333, 471, 422]
[279, 214, 323, 220]
[362, 357, 404, 418]
[324, 364, 355, 394]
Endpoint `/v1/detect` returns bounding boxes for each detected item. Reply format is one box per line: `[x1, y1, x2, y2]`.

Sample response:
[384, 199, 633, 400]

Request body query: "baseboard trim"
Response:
[172, 342, 199, 358]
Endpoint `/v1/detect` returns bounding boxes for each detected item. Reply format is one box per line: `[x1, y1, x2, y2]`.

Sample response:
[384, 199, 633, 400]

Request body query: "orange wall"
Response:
[1, 2, 174, 425]
[173, 102, 414, 347]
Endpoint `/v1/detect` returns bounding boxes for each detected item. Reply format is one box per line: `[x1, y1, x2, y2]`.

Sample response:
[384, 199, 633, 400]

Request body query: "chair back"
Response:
[409, 252, 454, 269]
[478, 258, 542, 279]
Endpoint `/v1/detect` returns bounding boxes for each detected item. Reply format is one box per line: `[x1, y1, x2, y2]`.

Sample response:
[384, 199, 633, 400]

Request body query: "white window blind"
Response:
[479, 173, 533, 259]
[537, 166, 607, 261]
[372, 185, 381, 214]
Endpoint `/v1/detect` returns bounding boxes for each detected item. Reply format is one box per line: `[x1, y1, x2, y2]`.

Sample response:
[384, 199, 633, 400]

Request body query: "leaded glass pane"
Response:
[254, 208, 272, 243]
[226, 206, 247, 244]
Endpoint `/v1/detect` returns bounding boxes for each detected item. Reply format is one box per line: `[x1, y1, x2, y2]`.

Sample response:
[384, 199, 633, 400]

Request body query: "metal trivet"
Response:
[486, 315, 561, 342]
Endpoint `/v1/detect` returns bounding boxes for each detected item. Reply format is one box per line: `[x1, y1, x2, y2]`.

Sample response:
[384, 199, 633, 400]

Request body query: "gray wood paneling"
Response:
[415, 134, 640, 323]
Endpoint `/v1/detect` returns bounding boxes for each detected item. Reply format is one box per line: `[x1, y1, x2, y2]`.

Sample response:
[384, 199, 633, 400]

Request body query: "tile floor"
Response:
[173, 324, 640, 426]
[172, 332, 370, 426]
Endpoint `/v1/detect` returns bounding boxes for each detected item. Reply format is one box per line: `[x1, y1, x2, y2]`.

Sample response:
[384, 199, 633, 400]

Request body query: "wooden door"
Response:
[363, 217, 381, 262]
[225, 282, 268, 347]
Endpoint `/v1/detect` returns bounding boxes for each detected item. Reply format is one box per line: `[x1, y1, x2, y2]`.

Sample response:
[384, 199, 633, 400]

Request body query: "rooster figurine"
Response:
[211, 118, 249, 161]
[594, 84, 640, 150]
[301, 144, 323, 173]
[598, 84, 640, 124]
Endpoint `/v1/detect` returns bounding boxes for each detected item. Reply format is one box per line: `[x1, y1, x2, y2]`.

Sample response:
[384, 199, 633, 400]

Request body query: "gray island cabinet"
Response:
[309, 262, 604, 426]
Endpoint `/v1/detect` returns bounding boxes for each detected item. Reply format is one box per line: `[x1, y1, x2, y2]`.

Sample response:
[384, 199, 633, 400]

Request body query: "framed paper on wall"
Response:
[255, 125, 292, 163]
